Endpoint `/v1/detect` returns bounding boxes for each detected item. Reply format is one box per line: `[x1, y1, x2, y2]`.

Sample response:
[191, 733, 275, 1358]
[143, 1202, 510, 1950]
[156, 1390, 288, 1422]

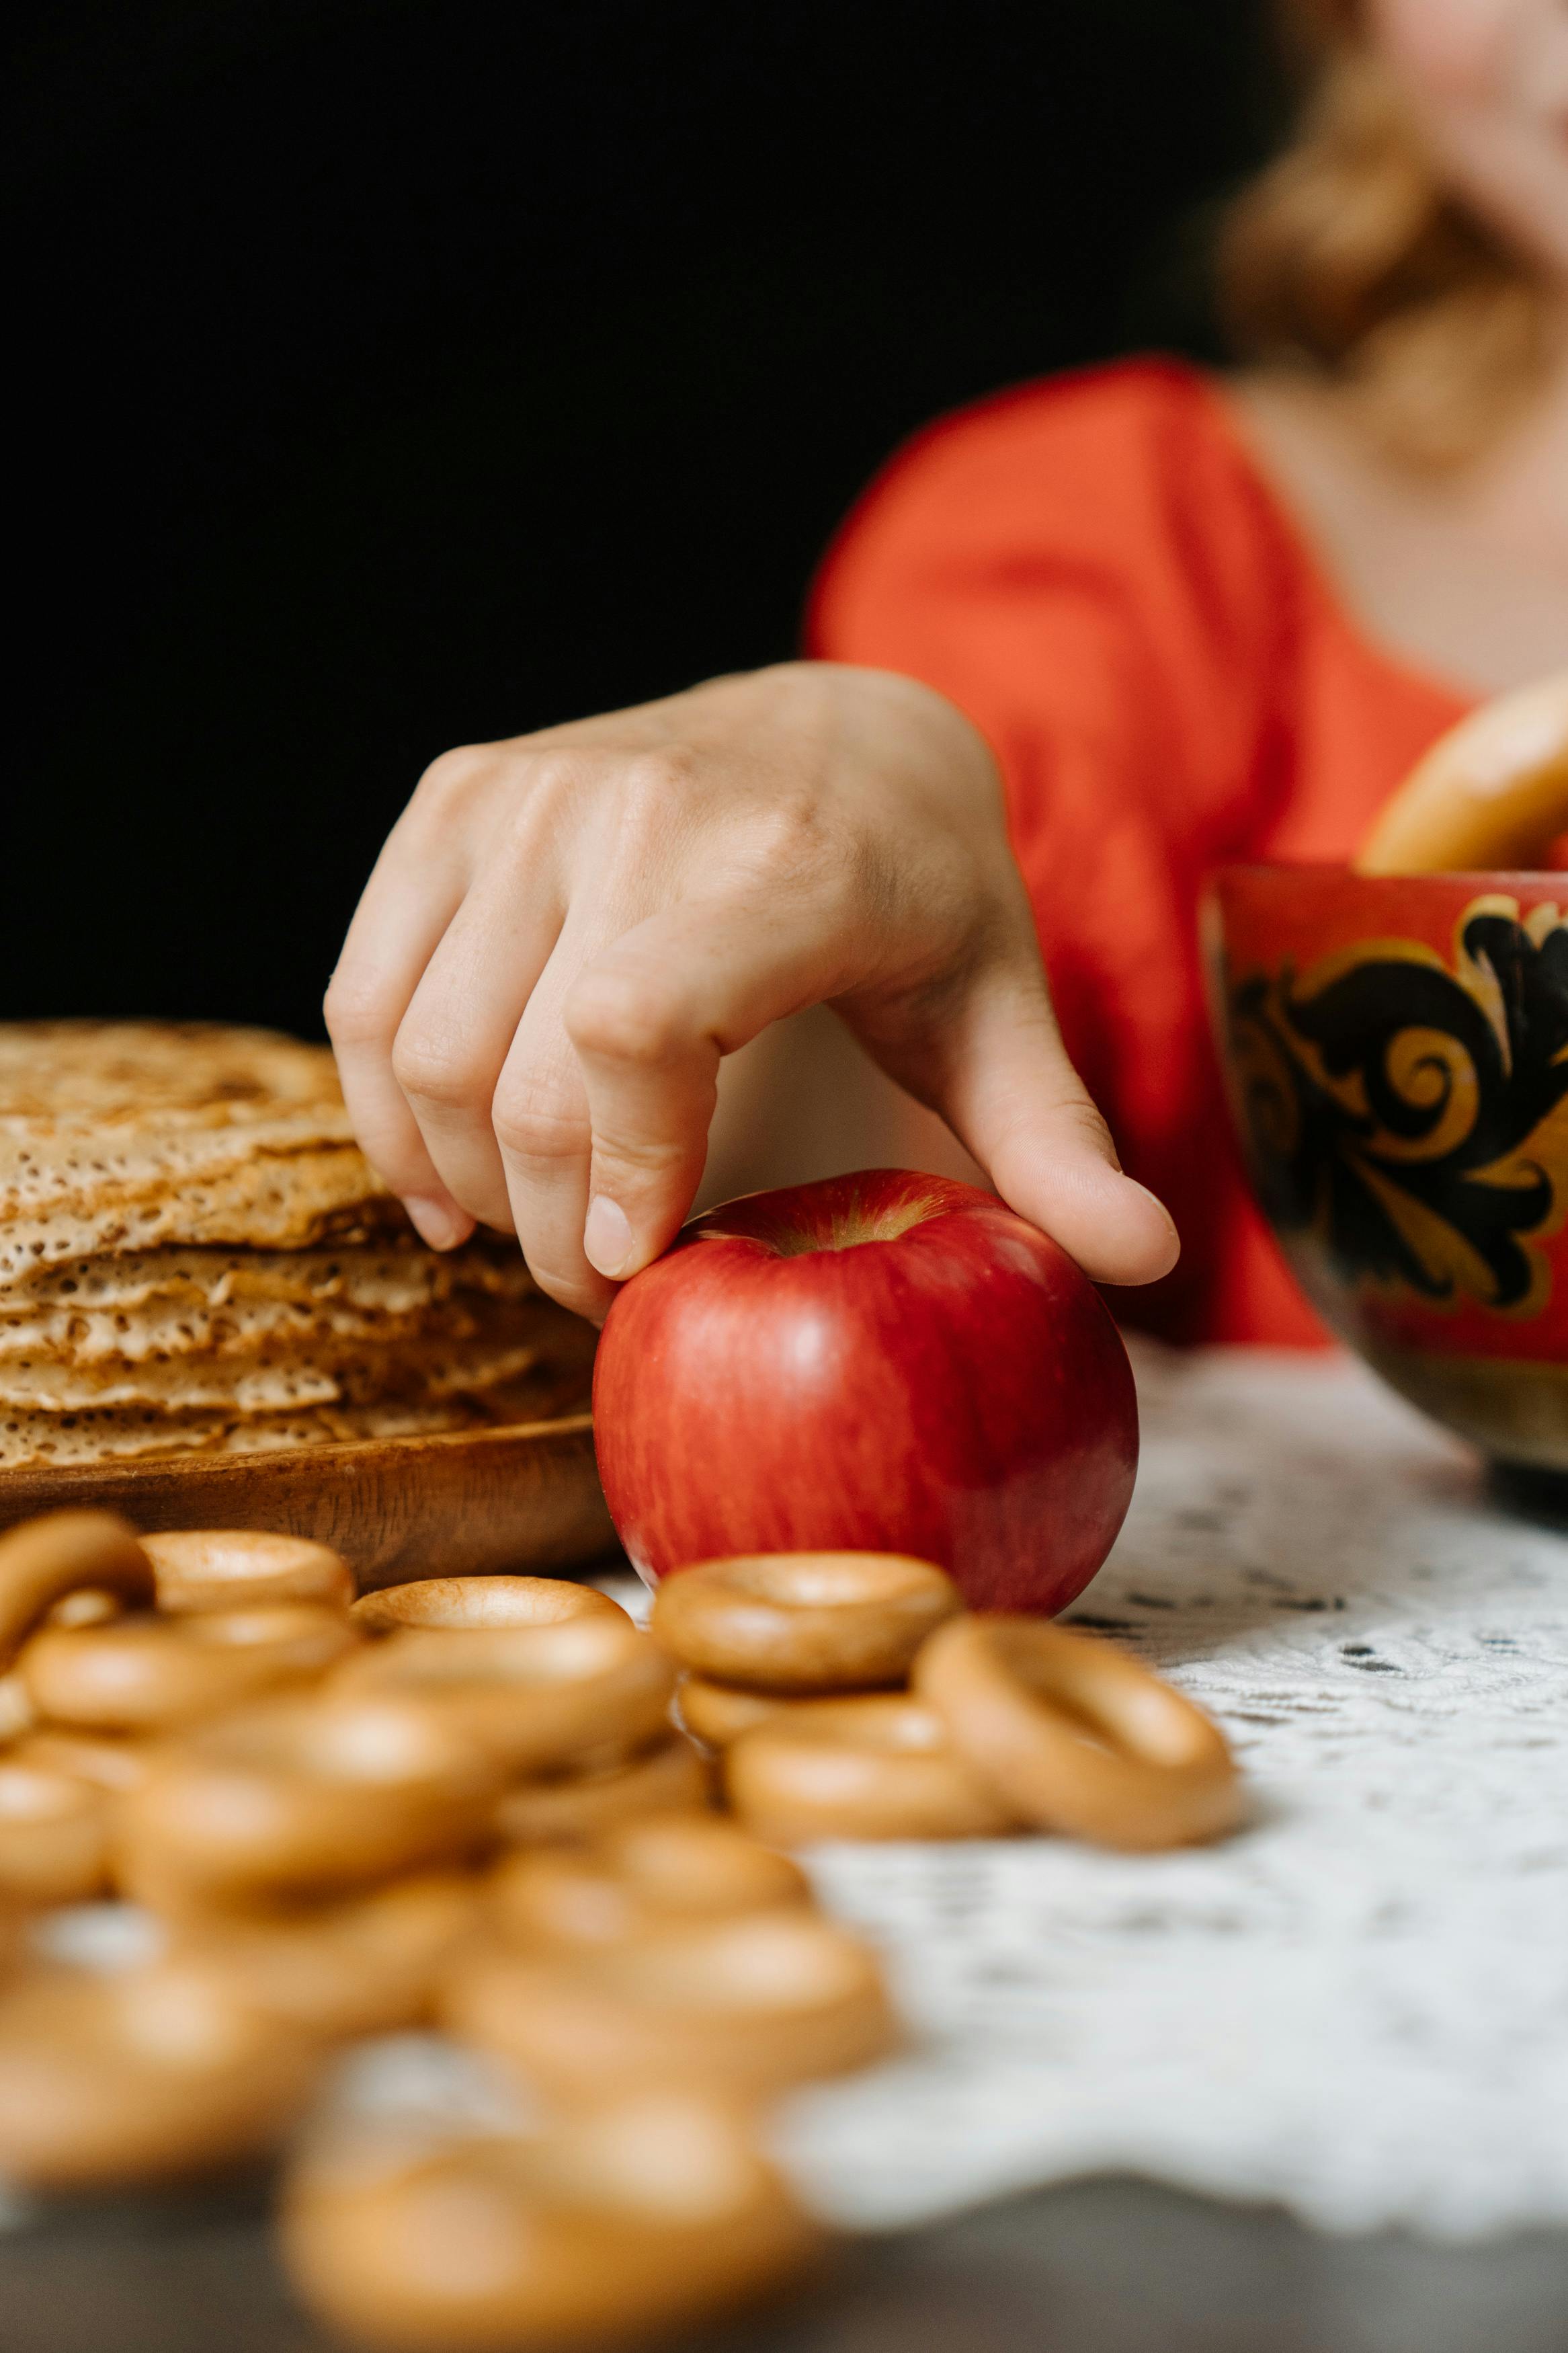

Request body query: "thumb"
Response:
[862, 968, 1179, 1287]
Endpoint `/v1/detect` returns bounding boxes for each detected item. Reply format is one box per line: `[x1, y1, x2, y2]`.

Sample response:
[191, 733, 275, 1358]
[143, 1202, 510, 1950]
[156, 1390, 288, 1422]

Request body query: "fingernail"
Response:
[1126, 1177, 1179, 1233]
[583, 1194, 636, 1279]
[403, 1195, 474, 1251]
[1122, 1177, 1181, 1269]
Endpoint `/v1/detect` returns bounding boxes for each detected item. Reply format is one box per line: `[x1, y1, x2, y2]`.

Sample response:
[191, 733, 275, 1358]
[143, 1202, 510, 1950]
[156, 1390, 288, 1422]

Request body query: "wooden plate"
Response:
[0, 1414, 618, 1592]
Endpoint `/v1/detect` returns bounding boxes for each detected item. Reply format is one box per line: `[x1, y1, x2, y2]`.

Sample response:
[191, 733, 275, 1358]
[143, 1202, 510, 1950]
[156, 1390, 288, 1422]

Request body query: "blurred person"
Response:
[326, 0, 1568, 1343]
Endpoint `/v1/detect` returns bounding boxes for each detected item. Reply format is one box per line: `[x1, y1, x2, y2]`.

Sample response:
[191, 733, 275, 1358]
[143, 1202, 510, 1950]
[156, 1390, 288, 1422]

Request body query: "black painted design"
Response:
[1228, 902, 1568, 1312]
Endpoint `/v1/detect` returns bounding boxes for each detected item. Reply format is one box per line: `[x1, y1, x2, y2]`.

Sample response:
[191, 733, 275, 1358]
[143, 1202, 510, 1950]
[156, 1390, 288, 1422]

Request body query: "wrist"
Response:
[761, 661, 996, 791]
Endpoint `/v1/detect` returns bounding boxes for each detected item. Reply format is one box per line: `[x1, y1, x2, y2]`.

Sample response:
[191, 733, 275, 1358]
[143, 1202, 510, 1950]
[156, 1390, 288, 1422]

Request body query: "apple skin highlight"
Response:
[592, 1170, 1138, 1616]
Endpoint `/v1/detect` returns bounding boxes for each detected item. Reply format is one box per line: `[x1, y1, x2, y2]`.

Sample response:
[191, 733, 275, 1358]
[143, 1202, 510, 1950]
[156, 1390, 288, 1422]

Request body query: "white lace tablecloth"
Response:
[771, 1344, 1568, 2241]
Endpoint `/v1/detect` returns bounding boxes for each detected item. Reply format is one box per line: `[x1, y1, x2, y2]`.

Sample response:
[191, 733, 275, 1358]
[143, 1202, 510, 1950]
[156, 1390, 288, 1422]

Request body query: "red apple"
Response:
[592, 1168, 1137, 1615]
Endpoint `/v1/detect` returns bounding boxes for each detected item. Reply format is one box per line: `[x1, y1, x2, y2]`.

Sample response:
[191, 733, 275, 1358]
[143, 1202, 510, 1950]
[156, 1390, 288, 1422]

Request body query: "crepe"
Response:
[0, 1022, 343, 1121]
[0, 1142, 403, 1282]
[0, 1298, 590, 1412]
[0, 1022, 396, 1280]
[0, 1241, 536, 1320]
[0, 1242, 537, 1365]
[0, 1022, 594, 1469]
[0, 1397, 475, 1466]
[0, 1363, 591, 1469]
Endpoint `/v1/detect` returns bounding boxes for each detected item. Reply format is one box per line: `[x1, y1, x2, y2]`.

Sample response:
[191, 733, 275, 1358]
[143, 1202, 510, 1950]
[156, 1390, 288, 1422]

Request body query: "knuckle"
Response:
[499, 748, 577, 815]
[1014, 1092, 1117, 1166]
[481, 750, 607, 863]
[614, 750, 702, 844]
[411, 744, 495, 813]
[323, 967, 397, 1051]
[595, 1131, 692, 1186]
[491, 1082, 586, 1168]
[410, 740, 571, 836]
[390, 1023, 491, 1113]
[735, 798, 839, 898]
[565, 969, 677, 1068]
[626, 746, 699, 801]
[1060, 1096, 1119, 1156]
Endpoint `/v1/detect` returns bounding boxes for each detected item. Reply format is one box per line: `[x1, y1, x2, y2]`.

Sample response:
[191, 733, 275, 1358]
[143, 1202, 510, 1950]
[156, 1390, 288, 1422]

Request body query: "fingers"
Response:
[490, 976, 610, 1322]
[324, 835, 475, 1251]
[388, 846, 565, 1234]
[328, 686, 1176, 1314]
[564, 896, 838, 1287]
[554, 884, 1176, 1302]
[567, 937, 720, 1281]
[910, 967, 1179, 1287]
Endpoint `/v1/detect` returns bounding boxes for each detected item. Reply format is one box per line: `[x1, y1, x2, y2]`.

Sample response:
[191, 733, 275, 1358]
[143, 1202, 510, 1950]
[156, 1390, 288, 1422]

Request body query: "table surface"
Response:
[5, 2175, 1567, 2353]
[8, 1356, 1567, 2344]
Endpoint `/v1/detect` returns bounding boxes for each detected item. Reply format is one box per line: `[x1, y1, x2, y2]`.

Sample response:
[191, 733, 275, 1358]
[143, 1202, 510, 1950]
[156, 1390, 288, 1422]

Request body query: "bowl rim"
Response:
[1208, 859, 1568, 885]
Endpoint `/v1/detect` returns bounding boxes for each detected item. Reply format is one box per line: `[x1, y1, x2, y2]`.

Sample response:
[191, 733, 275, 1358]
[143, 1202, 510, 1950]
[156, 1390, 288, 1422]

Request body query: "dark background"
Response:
[7, 0, 1282, 1038]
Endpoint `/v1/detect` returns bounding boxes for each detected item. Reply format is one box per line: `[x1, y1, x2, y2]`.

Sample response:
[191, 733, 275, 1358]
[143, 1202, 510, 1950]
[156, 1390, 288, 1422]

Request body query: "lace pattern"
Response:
[6, 1346, 1561, 2245]
[776, 1345, 1568, 2239]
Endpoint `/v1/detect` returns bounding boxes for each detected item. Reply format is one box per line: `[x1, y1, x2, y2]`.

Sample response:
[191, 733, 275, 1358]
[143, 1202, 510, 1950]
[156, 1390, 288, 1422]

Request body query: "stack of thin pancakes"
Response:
[0, 1023, 593, 1468]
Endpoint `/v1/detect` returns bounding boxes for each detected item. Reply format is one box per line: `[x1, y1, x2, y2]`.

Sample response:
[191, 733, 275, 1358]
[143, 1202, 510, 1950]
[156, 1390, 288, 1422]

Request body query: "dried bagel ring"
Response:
[491, 1813, 809, 1950]
[282, 2094, 824, 2352]
[21, 1603, 358, 1733]
[171, 1874, 479, 2038]
[117, 1694, 503, 1914]
[0, 1669, 35, 1742]
[0, 1757, 112, 1905]
[0, 1512, 154, 1671]
[44, 1588, 126, 1630]
[678, 1676, 887, 1748]
[142, 1529, 355, 1615]
[445, 1907, 897, 2101]
[333, 1617, 675, 1776]
[914, 1616, 1242, 1850]
[493, 1734, 710, 1848]
[352, 1576, 626, 1635]
[651, 1552, 960, 1693]
[11, 1727, 151, 1794]
[0, 1958, 324, 2189]
[725, 1694, 1016, 1842]
[1356, 669, 1568, 874]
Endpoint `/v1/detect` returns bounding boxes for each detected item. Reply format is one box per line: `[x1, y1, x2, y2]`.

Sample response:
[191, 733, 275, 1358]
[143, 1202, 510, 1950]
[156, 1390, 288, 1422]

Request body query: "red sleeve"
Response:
[805, 356, 1309, 1342]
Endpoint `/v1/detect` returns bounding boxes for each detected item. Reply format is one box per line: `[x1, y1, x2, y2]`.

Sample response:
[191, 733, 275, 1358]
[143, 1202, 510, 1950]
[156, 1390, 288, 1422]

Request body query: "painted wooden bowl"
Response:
[1206, 865, 1568, 1476]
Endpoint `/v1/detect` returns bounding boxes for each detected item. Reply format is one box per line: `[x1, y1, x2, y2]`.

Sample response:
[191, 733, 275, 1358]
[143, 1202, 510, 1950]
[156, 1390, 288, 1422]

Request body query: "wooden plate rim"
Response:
[0, 1409, 597, 1491]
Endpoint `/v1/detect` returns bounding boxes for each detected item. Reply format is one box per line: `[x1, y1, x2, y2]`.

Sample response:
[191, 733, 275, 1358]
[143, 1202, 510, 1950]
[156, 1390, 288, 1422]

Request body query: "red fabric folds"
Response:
[807, 358, 1472, 1345]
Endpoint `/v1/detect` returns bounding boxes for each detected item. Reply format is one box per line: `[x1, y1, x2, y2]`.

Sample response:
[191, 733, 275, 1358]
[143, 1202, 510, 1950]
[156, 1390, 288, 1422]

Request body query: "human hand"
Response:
[325, 663, 1178, 1319]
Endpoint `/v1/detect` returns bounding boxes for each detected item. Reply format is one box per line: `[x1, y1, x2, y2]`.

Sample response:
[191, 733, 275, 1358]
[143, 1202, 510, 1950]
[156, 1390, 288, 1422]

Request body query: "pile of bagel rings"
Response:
[659, 1551, 1242, 1851]
[0, 1510, 1241, 2349]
